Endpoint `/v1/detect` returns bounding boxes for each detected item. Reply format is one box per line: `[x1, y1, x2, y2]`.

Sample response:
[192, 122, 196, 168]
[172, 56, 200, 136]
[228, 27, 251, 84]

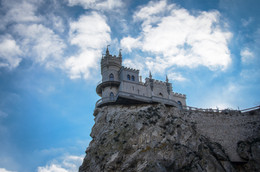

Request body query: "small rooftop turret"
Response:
[106, 45, 110, 56]
[119, 49, 122, 58]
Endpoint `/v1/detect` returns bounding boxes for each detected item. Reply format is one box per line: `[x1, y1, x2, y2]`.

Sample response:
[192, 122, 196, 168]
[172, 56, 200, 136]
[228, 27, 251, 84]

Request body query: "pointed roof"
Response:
[149, 71, 152, 79]
[118, 49, 122, 58]
[106, 45, 110, 56]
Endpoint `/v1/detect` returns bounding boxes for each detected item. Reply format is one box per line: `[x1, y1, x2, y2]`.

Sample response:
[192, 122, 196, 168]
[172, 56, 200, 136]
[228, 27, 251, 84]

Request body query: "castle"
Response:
[96, 46, 186, 108]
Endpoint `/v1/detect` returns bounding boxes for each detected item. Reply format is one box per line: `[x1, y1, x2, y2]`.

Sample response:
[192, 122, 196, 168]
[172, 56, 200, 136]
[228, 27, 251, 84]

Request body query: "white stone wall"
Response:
[119, 68, 139, 83]
[119, 81, 148, 96]
[170, 94, 186, 106]
[102, 66, 120, 82]
[152, 82, 169, 99]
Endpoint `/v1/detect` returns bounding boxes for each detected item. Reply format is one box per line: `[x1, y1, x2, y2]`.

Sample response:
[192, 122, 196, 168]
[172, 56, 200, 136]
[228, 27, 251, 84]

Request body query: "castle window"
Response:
[110, 92, 114, 101]
[109, 73, 114, 81]
[159, 93, 163, 97]
[177, 101, 183, 109]
[127, 74, 130, 80]
[131, 75, 135, 81]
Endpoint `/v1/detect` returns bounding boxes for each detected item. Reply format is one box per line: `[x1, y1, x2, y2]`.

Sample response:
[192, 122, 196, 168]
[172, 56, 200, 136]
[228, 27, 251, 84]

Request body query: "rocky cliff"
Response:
[79, 104, 260, 172]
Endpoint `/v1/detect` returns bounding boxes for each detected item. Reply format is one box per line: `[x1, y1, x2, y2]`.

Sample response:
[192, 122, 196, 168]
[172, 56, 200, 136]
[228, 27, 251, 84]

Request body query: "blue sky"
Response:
[0, 0, 259, 171]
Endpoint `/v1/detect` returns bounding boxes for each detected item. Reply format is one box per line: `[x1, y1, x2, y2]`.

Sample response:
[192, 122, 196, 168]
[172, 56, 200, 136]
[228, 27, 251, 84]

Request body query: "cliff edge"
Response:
[79, 104, 260, 172]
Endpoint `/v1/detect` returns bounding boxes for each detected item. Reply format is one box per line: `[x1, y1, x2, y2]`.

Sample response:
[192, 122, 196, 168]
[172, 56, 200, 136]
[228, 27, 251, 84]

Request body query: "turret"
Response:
[101, 46, 122, 82]
[96, 46, 122, 100]
[166, 75, 172, 95]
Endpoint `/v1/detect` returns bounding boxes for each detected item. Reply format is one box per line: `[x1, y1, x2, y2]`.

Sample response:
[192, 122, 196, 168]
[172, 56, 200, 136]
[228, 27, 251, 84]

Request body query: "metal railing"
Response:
[95, 92, 120, 108]
[182, 106, 223, 113]
[182, 105, 260, 114]
[240, 105, 260, 113]
[96, 80, 102, 86]
[95, 97, 116, 108]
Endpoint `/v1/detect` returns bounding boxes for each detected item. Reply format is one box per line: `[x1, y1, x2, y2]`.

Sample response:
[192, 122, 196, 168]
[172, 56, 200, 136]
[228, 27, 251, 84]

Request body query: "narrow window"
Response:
[131, 75, 135, 81]
[177, 101, 182, 109]
[110, 92, 114, 100]
[127, 74, 130, 80]
[159, 93, 163, 97]
[109, 73, 114, 81]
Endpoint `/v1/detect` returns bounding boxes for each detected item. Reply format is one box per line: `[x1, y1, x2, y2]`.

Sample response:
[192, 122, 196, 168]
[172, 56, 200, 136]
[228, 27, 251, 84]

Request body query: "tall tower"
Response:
[96, 46, 122, 103]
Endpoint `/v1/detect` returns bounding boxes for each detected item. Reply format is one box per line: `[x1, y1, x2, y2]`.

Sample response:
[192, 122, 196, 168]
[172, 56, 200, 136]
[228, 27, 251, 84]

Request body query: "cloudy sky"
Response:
[0, 0, 259, 171]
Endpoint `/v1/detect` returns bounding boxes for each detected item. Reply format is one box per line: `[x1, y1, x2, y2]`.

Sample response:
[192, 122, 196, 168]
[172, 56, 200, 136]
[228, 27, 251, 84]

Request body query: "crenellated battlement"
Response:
[120, 66, 139, 73]
[101, 46, 122, 67]
[154, 79, 167, 85]
[102, 54, 120, 59]
[173, 92, 186, 98]
[144, 78, 172, 86]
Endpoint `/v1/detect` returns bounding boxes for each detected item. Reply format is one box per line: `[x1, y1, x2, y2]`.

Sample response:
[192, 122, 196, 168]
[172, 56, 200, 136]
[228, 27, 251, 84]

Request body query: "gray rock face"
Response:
[237, 138, 260, 171]
[79, 104, 259, 172]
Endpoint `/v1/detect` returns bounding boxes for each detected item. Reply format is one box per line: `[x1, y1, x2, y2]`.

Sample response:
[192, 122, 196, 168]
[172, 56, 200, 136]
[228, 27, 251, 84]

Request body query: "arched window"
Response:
[127, 74, 130, 80]
[177, 101, 182, 109]
[159, 93, 163, 97]
[110, 92, 114, 100]
[109, 73, 114, 81]
[131, 75, 135, 81]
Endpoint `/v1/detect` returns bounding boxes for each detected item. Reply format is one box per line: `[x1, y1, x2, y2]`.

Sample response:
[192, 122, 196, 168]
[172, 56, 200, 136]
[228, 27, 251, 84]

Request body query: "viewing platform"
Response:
[96, 80, 121, 96]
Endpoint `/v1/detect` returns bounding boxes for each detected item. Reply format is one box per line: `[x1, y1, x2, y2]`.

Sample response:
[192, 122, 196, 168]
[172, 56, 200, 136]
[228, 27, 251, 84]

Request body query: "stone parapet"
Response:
[172, 92, 186, 98]
[119, 66, 139, 73]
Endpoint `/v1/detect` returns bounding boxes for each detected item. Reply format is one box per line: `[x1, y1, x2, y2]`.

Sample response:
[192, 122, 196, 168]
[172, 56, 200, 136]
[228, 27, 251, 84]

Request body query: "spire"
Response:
[149, 71, 152, 79]
[106, 45, 110, 56]
[166, 75, 169, 83]
[118, 49, 122, 58]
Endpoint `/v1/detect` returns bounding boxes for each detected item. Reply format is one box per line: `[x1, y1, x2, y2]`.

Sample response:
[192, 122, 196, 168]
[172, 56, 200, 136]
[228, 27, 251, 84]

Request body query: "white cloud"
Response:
[120, 36, 142, 52]
[0, 0, 67, 70]
[0, 35, 22, 69]
[121, 0, 232, 72]
[240, 48, 254, 64]
[64, 50, 100, 79]
[37, 155, 84, 172]
[168, 72, 186, 82]
[47, 15, 65, 33]
[241, 17, 253, 27]
[38, 164, 67, 172]
[64, 12, 111, 79]
[69, 12, 110, 49]
[0, 0, 42, 30]
[67, 0, 123, 11]
[0, 168, 16, 172]
[240, 68, 260, 81]
[134, 0, 168, 21]
[13, 24, 66, 68]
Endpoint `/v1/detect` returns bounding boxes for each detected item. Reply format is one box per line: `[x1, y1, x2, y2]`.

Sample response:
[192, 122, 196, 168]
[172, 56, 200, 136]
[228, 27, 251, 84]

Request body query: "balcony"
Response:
[96, 80, 121, 96]
[95, 95, 118, 108]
